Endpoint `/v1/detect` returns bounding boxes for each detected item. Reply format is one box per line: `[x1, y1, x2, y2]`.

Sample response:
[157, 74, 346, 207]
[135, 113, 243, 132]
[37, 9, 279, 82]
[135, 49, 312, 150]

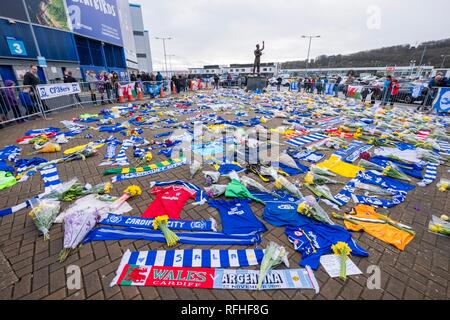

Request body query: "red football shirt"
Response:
[142, 186, 197, 219]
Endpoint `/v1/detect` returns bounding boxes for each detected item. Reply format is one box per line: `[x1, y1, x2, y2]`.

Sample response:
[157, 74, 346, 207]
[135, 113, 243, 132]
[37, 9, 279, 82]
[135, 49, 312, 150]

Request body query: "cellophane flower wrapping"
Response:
[29, 200, 61, 241]
[257, 242, 289, 290]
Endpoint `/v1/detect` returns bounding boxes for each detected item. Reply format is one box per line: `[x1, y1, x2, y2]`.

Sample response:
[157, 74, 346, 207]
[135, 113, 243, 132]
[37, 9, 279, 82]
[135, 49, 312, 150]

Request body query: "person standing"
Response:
[23, 65, 48, 113]
[86, 70, 98, 105]
[276, 76, 283, 91]
[213, 74, 220, 90]
[390, 79, 400, 106]
[334, 76, 342, 97]
[316, 77, 323, 95]
[63, 70, 82, 107]
[96, 71, 106, 105]
[1, 80, 23, 122]
[156, 72, 164, 83]
[381, 75, 393, 106]
[227, 73, 232, 88]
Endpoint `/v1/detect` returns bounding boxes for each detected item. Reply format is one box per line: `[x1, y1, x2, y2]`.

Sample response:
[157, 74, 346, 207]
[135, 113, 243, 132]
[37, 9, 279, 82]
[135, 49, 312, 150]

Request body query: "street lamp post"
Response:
[155, 36, 172, 78]
[301, 35, 321, 77]
[410, 60, 416, 78]
[167, 54, 176, 78]
[441, 55, 450, 68]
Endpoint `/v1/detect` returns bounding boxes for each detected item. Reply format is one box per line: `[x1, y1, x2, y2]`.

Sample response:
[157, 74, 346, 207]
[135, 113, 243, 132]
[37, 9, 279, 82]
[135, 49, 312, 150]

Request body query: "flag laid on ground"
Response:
[111, 265, 319, 292]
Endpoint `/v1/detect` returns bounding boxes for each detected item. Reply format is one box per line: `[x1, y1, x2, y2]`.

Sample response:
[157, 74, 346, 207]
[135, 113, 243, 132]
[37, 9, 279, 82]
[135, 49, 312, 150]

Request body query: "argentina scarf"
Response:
[101, 214, 216, 232]
[116, 248, 264, 269]
[83, 226, 261, 246]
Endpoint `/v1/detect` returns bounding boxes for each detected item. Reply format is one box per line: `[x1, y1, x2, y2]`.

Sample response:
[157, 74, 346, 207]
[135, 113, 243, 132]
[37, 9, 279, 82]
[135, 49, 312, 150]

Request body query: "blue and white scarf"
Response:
[83, 226, 261, 246]
[335, 141, 373, 163]
[117, 248, 264, 269]
[334, 170, 415, 208]
[39, 164, 62, 193]
[417, 162, 438, 187]
[101, 214, 216, 231]
[286, 133, 328, 147]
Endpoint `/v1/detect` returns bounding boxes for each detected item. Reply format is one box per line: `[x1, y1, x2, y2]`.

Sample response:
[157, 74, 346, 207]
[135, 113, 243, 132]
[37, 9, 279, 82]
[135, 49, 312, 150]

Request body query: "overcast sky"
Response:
[132, 0, 450, 71]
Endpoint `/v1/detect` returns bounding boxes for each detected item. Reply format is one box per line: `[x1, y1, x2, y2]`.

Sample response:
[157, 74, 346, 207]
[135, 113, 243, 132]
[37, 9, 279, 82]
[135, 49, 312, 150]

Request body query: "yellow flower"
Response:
[423, 116, 430, 122]
[382, 166, 392, 176]
[153, 215, 169, 230]
[274, 179, 282, 190]
[332, 242, 352, 256]
[122, 168, 130, 174]
[429, 224, 443, 233]
[124, 185, 142, 197]
[438, 182, 448, 192]
[305, 173, 314, 185]
[136, 167, 144, 172]
[260, 117, 267, 124]
[440, 215, 449, 221]
[145, 152, 153, 162]
[104, 183, 112, 194]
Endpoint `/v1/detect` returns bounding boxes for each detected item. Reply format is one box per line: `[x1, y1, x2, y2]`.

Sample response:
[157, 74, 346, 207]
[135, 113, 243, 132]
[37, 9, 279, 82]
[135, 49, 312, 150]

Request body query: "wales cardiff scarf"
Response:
[101, 214, 216, 232]
[83, 226, 261, 245]
[107, 158, 187, 183]
[111, 264, 319, 292]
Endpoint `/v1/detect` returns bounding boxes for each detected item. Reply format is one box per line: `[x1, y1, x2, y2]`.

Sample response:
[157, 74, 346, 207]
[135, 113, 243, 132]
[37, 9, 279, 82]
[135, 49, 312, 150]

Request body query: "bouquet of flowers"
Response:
[114, 185, 142, 209]
[382, 162, 412, 182]
[257, 242, 289, 290]
[28, 200, 60, 241]
[86, 182, 112, 195]
[310, 165, 336, 177]
[437, 179, 449, 192]
[357, 159, 384, 172]
[203, 171, 221, 187]
[30, 142, 61, 155]
[428, 215, 450, 237]
[279, 153, 301, 170]
[204, 185, 227, 198]
[304, 172, 343, 186]
[297, 196, 334, 225]
[354, 181, 395, 196]
[59, 209, 100, 262]
[331, 242, 352, 281]
[190, 160, 202, 178]
[304, 184, 342, 206]
[59, 182, 86, 202]
[241, 176, 272, 194]
[153, 215, 180, 246]
[274, 176, 304, 199]
[138, 151, 153, 166]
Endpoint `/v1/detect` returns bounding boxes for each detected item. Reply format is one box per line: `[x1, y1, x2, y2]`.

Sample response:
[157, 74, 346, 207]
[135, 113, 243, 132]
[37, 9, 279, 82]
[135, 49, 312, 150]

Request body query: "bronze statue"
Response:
[253, 41, 265, 75]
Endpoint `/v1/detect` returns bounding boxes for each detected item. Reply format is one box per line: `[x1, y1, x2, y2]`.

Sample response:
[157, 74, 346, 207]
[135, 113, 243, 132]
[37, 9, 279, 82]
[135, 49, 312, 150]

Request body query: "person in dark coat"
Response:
[23, 65, 48, 113]
[1, 80, 23, 122]
[64, 71, 82, 106]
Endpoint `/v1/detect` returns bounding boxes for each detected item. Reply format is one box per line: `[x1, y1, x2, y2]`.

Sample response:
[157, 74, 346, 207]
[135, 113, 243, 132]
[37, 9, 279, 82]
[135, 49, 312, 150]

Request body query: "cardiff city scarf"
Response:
[110, 158, 187, 182]
[101, 214, 216, 232]
[334, 170, 415, 208]
[334, 141, 373, 163]
[286, 133, 328, 147]
[83, 226, 261, 246]
[150, 180, 208, 204]
[99, 141, 119, 166]
[0, 192, 47, 217]
[0, 145, 21, 163]
[417, 162, 438, 187]
[39, 164, 62, 193]
[111, 265, 319, 292]
[115, 248, 264, 269]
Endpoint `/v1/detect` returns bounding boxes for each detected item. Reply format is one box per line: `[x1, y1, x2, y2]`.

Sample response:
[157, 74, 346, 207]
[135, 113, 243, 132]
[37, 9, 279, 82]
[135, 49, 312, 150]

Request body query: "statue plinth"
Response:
[246, 75, 267, 92]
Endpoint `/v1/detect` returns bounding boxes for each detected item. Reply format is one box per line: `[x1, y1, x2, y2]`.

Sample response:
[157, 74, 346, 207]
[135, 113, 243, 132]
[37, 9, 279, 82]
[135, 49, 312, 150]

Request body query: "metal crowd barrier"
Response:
[0, 84, 46, 126]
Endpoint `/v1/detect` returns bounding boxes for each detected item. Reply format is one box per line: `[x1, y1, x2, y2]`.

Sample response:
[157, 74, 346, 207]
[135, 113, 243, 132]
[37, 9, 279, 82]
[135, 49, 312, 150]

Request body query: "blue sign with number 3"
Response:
[6, 37, 27, 57]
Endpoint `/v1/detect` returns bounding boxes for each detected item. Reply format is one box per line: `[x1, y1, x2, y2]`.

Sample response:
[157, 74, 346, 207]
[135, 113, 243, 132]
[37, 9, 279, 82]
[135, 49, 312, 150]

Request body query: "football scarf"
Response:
[439, 140, 450, 157]
[417, 162, 438, 187]
[288, 149, 325, 163]
[101, 214, 216, 232]
[334, 141, 373, 163]
[115, 248, 264, 269]
[39, 164, 62, 193]
[0, 145, 21, 163]
[109, 158, 187, 183]
[111, 265, 319, 292]
[82, 226, 261, 246]
[334, 170, 415, 208]
[150, 180, 208, 204]
[99, 141, 119, 166]
[286, 133, 328, 147]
